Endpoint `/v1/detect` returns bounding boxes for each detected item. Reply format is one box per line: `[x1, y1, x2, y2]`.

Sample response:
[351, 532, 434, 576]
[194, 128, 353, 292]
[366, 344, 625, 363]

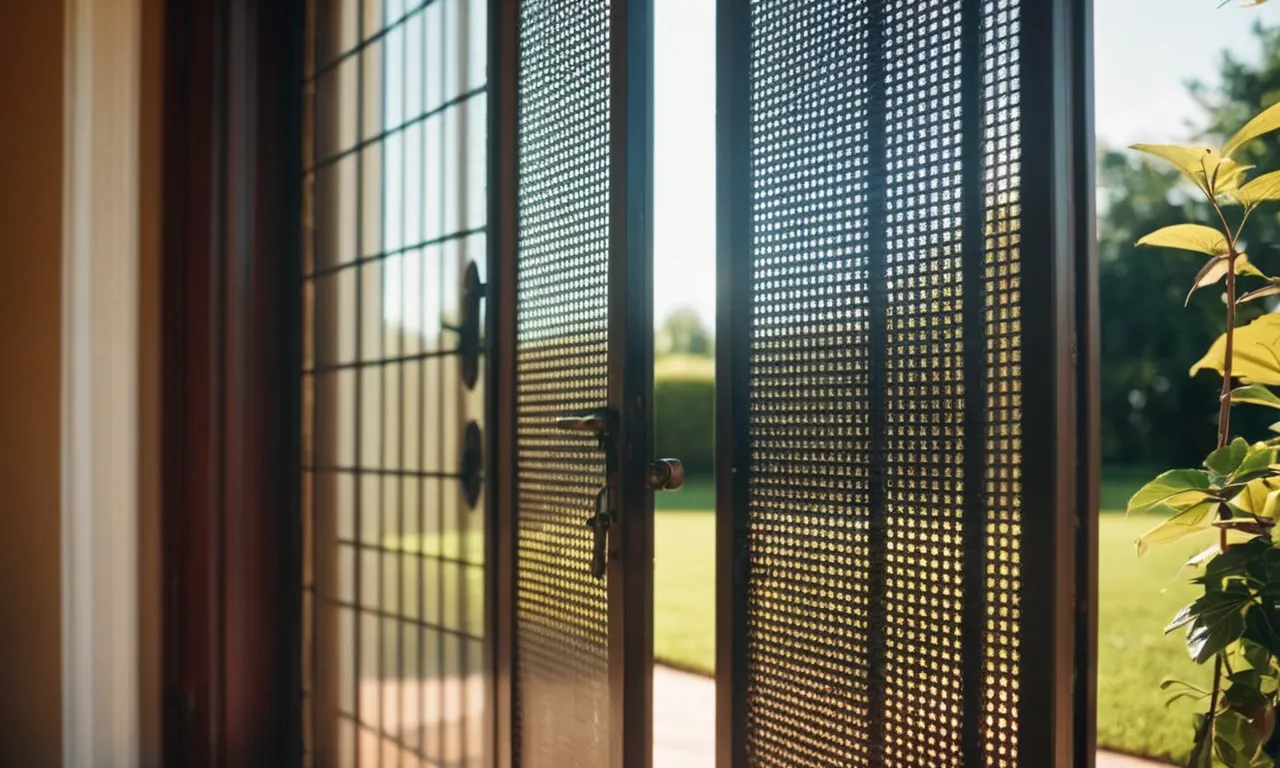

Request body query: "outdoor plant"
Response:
[1130, 100, 1280, 767]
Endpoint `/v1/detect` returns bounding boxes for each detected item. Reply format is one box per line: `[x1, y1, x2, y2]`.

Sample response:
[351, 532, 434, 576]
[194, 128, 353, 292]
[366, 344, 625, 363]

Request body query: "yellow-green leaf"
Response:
[1131, 144, 1250, 197]
[1127, 469, 1214, 516]
[1185, 544, 1220, 568]
[1234, 169, 1280, 207]
[1240, 281, 1280, 305]
[1137, 223, 1229, 256]
[1186, 254, 1257, 305]
[1223, 101, 1280, 158]
[1232, 384, 1280, 409]
[1136, 501, 1218, 556]
[1190, 313, 1280, 385]
[1231, 476, 1280, 517]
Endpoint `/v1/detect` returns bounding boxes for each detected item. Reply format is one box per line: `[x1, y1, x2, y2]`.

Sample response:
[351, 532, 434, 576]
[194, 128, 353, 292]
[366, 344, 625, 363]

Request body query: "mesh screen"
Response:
[881, 1, 965, 763]
[744, 0, 875, 765]
[743, 0, 1023, 765]
[980, 1, 1023, 764]
[513, 1, 612, 766]
[302, 0, 489, 765]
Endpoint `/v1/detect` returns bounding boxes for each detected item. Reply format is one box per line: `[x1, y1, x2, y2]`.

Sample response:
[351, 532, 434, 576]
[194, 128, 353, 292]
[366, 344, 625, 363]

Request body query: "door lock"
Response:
[554, 411, 685, 578]
[556, 409, 618, 580]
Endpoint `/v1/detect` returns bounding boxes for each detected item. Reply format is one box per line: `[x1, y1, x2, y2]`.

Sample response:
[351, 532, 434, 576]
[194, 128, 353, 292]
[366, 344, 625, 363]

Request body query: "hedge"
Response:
[654, 355, 714, 475]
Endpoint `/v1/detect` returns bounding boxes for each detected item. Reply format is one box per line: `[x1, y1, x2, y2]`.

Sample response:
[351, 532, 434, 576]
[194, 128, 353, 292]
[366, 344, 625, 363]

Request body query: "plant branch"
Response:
[1205, 201, 1241, 758]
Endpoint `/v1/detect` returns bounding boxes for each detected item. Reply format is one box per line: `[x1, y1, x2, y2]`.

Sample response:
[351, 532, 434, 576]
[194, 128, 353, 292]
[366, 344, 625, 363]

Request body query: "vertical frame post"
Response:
[1018, 0, 1092, 765]
[161, 0, 305, 762]
[485, 0, 521, 766]
[609, 0, 656, 766]
[714, 1, 750, 766]
[1072, 0, 1100, 764]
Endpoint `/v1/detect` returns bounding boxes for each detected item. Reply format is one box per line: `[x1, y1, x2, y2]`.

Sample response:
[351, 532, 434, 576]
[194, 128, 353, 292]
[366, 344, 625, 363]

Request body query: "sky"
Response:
[652, 0, 1277, 329]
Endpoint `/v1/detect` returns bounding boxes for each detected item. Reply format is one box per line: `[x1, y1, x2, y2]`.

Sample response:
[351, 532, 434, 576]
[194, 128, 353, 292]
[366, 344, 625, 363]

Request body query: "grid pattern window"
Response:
[302, 0, 489, 765]
[740, 0, 1024, 765]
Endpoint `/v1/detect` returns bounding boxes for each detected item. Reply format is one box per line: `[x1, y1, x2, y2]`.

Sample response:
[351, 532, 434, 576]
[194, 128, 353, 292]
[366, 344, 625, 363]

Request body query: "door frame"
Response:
[159, 0, 305, 762]
[487, 0, 659, 765]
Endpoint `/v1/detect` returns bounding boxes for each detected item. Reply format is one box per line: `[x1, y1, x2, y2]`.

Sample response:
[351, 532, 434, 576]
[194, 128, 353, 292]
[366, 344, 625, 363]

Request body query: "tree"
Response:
[1101, 21, 1280, 469]
[656, 307, 713, 356]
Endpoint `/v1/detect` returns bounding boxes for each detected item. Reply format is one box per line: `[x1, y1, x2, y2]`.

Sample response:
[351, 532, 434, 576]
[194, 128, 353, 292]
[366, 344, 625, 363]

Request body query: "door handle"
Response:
[646, 458, 685, 491]
[556, 409, 618, 579]
[554, 412, 685, 578]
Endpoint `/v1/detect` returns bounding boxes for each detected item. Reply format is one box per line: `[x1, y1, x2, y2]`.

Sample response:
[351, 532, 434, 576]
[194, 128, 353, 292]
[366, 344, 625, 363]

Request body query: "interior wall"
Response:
[0, 1, 65, 764]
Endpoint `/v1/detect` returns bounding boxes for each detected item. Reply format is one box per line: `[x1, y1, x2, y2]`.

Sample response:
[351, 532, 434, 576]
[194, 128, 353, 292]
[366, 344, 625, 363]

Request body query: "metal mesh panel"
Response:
[741, 0, 1023, 765]
[513, 1, 612, 766]
[980, 0, 1022, 764]
[744, 0, 875, 765]
[302, 0, 489, 765]
[881, 1, 966, 763]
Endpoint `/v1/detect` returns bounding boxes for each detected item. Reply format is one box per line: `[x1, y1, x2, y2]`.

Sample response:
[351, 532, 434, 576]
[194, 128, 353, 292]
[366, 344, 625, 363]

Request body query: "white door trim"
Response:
[61, 0, 143, 763]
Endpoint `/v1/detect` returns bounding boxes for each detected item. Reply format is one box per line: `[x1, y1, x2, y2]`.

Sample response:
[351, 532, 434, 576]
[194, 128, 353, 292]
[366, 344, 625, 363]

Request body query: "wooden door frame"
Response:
[159, 0, 305, 763]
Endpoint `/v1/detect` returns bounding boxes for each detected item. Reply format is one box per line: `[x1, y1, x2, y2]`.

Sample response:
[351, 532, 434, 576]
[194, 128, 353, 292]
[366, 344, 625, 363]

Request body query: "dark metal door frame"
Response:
[714, 0, 1099, 766]
[488, 0, 656, 765]
[607, 0, 657, 765]
[160, 0, 305, 763]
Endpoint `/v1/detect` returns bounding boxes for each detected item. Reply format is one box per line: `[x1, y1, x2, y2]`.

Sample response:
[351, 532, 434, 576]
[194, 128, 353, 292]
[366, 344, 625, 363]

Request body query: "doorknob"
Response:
[646, 458, 684, 491]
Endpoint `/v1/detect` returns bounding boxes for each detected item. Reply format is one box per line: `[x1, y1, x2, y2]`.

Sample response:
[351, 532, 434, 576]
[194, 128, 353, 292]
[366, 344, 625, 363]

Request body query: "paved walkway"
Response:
[653, 666, 1170, 767]
[354, 667, 1172, 765]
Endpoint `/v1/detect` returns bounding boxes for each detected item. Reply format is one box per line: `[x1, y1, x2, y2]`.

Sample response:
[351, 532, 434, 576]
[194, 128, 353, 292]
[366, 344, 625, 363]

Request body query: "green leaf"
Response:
[1232, 445, 1278, 483]
[1223, 101, 1280, 157]
[1133, 144, 1252, 198]
[1187, 544, 1222, 568]
[1202, 539, 1263, 585]
[1244, 603, 1280, 661]
[1182, 586, 1244, 660]
[1241, 639, 1272, 673]
[1168, 603, 1198, 633]
[1137, 501, 1220, 556]
[1128, 469, 1215, 515]
[1214, 708, 1266, 768]
[1208, 437, 1252, 475]
[1189, 713, 1213, 768]
[1226, 669, 1270, 710]
[1232, 385, 1280, 409]
[1235, 169, 1280, 208]
[1191, 313, 1280, 386]
[1137, 223, 1230, 256]
[1160, 678, 1214, 707]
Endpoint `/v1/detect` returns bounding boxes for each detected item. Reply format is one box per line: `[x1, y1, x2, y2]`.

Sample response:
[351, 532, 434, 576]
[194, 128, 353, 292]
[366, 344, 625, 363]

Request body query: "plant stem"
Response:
[1207, 202, 1240, 757]
[1218, 252, 1238, 454]
[1219, 247, 1239, 564]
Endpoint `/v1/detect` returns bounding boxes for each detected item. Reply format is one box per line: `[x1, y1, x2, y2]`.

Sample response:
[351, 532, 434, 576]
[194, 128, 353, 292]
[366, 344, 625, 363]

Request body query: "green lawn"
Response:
[383, 471, 1208, 763]
[651, 473, 1211, 765]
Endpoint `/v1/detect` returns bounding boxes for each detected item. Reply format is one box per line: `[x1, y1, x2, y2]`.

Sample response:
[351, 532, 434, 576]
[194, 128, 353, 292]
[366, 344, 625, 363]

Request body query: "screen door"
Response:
[715, 0, 1096, 766]
[492, 0, 657, 766]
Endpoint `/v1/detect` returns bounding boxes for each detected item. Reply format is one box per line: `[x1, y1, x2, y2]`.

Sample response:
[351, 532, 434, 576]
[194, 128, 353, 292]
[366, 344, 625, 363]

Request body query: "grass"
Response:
[380, 470, 1209, 763]
[651, 473, 1212, 765]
